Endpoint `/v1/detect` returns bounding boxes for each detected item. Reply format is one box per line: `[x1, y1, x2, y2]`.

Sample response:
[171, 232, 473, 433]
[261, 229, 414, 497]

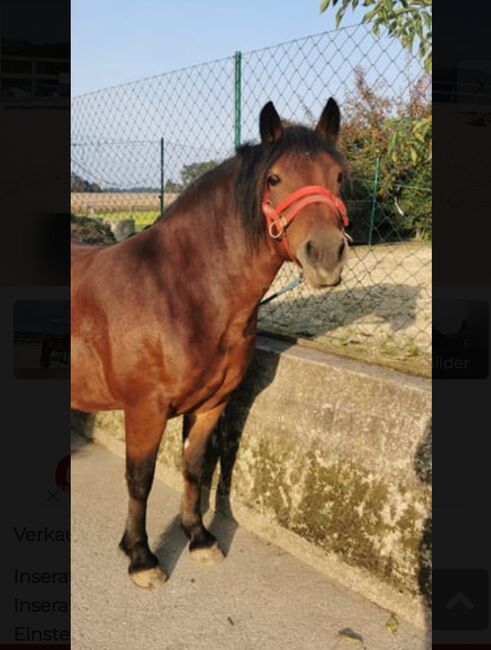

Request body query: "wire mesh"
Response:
[71, 23, 431, 370]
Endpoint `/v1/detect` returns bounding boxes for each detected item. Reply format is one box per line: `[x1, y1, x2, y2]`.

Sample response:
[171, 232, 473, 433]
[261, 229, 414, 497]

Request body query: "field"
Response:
[71, 193, 176, 229]
[76, 210, 158, 232]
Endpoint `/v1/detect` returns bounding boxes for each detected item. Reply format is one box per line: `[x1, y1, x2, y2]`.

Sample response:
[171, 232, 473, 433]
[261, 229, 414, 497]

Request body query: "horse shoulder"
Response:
[206, 323, 257, 402]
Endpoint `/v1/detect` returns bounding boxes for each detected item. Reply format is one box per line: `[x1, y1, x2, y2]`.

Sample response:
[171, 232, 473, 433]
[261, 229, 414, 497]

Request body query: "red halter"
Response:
[262, 185, 349, 262]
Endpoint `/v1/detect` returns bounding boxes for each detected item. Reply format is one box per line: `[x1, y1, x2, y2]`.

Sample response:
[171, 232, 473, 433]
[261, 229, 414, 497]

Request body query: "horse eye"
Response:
[267, 174, 280, 187]
[337, 173, 343, 184]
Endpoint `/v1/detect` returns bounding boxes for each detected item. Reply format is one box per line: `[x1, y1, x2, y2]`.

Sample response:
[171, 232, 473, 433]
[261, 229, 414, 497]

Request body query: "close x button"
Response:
[433, 569, 489, 630]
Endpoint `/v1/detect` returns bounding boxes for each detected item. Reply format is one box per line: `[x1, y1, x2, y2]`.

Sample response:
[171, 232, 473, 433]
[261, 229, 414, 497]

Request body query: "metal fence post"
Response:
[160, 137, 164, 216]
[234, 51, 242, 148]
[368, 157, 380, 247]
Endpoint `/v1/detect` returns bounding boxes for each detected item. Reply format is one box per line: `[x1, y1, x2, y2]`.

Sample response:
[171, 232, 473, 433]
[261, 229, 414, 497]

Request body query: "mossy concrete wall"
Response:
[73, 335, 431, 626]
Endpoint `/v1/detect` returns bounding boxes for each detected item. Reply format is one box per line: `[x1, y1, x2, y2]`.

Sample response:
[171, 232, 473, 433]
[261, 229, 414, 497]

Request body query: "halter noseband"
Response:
[262, 185, 349, 262]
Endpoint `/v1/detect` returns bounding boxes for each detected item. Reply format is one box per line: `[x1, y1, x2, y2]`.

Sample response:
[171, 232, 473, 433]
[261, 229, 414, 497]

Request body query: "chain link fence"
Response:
[72, 23, 431, 374]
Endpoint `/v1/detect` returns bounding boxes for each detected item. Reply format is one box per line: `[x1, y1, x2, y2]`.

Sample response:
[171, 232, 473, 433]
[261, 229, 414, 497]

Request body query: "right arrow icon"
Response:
[446, 592, 475, 610]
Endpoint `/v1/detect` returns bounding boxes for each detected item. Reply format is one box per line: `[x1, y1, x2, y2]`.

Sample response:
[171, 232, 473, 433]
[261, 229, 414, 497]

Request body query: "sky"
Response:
[72, 0, 366, 96]
[71, 1, 422, 188]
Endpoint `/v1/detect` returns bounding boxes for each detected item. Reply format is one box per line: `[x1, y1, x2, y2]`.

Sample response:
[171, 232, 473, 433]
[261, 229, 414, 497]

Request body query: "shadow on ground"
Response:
[259, 282, 423, 338]
[153, 342, 285, 577]
[71, 410, 96, 453]
[206, 280, 422, 508]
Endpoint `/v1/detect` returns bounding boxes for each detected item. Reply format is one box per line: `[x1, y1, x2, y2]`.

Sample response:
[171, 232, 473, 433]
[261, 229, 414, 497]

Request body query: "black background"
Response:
[0, 0, 70, 645]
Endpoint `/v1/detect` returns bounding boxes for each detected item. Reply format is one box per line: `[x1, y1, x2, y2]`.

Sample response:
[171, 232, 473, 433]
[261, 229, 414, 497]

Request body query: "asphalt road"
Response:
[72, 434, 429, 650]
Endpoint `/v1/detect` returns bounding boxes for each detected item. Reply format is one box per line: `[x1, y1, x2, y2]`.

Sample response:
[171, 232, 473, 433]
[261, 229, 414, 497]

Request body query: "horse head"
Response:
[258, 98, 349, 288]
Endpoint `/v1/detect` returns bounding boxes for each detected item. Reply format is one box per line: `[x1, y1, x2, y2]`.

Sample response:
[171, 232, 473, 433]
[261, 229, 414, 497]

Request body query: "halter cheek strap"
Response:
[262, 185, 350, 262]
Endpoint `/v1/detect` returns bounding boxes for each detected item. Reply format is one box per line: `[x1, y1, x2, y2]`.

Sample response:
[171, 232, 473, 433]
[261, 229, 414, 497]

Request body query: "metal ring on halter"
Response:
[269, 221, 283, 239]
[269, 215, 288, 239]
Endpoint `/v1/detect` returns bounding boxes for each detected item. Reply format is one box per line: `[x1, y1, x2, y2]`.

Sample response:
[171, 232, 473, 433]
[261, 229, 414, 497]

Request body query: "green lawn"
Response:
[73, 211, 159, 232]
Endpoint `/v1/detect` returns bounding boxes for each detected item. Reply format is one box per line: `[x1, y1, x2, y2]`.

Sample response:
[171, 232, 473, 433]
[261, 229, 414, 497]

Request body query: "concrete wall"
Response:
[72, 335, 431, 627]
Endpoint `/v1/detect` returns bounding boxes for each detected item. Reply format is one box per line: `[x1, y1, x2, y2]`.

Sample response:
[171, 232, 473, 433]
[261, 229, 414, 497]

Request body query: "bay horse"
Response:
[71, 98, 350, 588]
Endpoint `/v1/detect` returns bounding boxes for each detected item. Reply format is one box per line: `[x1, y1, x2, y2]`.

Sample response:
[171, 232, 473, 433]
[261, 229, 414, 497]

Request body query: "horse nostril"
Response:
[338, 239, 346, 260]
[305, 240, 318, 262]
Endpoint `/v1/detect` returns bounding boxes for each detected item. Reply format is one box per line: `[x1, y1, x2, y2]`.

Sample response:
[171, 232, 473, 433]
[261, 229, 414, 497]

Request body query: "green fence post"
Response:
[368, 157, 380, 247]
[160, 137, 164, 217]
[234, 51, 242, 149]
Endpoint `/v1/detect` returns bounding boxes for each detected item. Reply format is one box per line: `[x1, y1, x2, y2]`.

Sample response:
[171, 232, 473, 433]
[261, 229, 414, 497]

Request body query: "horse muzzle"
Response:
[296, 231, 348, 289]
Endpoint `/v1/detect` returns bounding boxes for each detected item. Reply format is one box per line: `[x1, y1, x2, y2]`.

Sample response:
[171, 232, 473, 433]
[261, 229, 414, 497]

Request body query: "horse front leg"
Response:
[181, 402, 227, 564]
[120, 400, 167, 588]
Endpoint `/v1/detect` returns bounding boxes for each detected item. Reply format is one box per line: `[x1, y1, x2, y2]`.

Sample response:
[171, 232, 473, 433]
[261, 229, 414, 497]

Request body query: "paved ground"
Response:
[72, 434, 430, 650]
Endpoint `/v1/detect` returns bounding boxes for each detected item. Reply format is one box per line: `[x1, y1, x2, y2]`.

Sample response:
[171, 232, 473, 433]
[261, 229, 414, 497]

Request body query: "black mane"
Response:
[234, 125, 347, 249]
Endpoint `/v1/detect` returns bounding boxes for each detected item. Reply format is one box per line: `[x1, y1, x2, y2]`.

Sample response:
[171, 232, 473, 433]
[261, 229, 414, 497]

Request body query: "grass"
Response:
[73, 210, 159, 232]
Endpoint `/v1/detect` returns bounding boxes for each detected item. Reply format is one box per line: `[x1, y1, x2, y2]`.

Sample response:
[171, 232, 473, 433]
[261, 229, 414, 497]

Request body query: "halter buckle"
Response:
[269, 217, 286, 239]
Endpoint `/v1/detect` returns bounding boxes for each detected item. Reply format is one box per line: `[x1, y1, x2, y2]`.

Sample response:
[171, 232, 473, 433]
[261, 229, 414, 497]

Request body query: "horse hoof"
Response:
[189, 542, 225, 565]
[130, 566, 167, 589]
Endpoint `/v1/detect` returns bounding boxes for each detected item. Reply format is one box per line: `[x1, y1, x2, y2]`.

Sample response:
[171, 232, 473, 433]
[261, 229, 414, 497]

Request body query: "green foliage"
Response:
[163, 160, 219, 194]
[71, 173, 101, 193]
[339, 68, 431, 241]
[179, 160, 218, 188]
[73, 211, 158, 232]
[164, 178, 183, 193]
[320, 0, 432, 72]
[70, 214, 116, 244]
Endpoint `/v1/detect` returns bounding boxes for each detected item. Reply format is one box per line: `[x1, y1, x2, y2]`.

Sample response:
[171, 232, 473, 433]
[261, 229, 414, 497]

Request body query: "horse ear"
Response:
[316, 97, 340, 145]
[259, 101, 283, 144]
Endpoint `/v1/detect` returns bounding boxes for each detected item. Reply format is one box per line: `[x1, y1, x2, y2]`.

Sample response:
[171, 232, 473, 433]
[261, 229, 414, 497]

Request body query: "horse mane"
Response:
[234, 125, 347, 250]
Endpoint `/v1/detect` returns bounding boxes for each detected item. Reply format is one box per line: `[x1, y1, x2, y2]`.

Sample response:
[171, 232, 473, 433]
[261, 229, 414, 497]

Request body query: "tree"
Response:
[179, 160, 218, 188]
[164, 179, 183, 193]
[70, 173, 101, 193]
[321, 0, 432, 190]
[320, 0, 431, 72]
[339, 67, 431, 241]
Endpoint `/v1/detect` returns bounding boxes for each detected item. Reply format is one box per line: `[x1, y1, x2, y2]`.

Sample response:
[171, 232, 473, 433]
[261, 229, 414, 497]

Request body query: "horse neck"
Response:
[151, 163, 284, 310]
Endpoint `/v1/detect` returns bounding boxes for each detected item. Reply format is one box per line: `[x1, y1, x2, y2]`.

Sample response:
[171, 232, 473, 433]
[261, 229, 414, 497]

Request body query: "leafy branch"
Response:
[320, 0, 432, 72]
